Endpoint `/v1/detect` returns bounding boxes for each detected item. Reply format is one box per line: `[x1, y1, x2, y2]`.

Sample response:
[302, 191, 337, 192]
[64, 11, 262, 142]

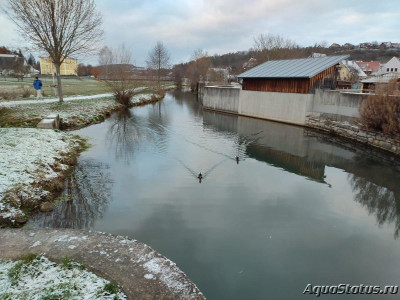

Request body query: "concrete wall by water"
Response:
[203, 86, 366, 125]
[311, 89, 367, 121]
[239, 90, 313, 125]
[203, 86, 240, 113]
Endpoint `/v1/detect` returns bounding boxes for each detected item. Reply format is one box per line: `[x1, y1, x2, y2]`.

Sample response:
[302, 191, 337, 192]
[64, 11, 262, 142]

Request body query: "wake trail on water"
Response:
[154, 123, 264, 162]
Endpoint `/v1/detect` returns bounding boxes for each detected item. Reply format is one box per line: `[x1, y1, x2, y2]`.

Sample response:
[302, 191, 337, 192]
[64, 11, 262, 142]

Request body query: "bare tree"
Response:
[98, 46, 113, 80]
[173, 65, 185, 90]
[147, 41, 170, 90]
[252, 33, 299, 63]
[103, 45, 140, 106]
[186, 49, 211, 90]
[5, 0, 103, 102]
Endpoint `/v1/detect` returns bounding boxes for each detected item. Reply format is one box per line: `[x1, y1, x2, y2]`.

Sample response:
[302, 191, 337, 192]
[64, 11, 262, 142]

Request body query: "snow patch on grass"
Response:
[1, 93, 156, 129]
[0, 128, 81, 223]
[0, 256, 126, 299]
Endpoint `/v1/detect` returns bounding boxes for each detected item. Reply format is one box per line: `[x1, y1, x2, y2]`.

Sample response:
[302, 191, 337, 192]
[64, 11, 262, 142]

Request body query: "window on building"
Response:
[391, 68, 394, 72]
[387, 68, 390, 72]
[395, 68, 398, 72]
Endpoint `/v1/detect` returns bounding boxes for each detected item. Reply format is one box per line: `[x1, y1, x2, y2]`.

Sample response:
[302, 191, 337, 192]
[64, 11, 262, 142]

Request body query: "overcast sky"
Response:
[0, 0, 399, 66]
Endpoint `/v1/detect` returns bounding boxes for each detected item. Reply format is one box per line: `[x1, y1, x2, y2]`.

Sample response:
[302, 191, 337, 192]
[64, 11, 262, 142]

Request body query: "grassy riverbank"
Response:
[0, 128, 85, 227]
[0, 92, 163, 129]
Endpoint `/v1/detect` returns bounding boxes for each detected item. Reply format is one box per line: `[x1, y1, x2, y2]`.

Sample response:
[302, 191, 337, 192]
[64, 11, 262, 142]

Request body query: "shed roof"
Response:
[238, 55, 349, 79]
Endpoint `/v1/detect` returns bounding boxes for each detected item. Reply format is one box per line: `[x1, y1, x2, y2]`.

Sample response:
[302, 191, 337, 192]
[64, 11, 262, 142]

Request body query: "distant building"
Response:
[343, 43, 354, 49]
[359, 42, 377, 49]
[40, 57, 78, 76]
[0, 54, 37, 77]
[0, 54, 24, 75]
[376, 57, 400, 75]
[380, 42, 400, 49]
[237, 55, 348, 94]
[310, 53, 327, 58]
[329, 43, 340, 48]
[355, 61, 380, 75]
[338, 60, 367, 81]
[242, 58, 257, 70]
[361, 73, 400, 92]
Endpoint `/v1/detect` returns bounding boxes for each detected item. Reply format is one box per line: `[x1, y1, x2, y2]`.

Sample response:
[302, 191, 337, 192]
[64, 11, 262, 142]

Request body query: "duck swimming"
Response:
[198, 172, 203, 179]
[235, 156, 240, 164]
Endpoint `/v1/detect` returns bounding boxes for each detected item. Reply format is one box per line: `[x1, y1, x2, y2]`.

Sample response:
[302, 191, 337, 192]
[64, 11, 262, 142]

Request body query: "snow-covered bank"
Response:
[0, 93, 158, 129]
[0, 255, 126, 299]
[0, 128, 83, 225]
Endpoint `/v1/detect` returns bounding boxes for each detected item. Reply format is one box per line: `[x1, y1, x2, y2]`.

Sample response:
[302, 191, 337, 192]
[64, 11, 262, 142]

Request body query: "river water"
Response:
[27, 91, 400, 299]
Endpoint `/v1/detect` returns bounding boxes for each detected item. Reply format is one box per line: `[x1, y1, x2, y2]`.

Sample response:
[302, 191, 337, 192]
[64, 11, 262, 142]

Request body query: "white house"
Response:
[377, 57, 400, 75]
[339, 60, 367, 80]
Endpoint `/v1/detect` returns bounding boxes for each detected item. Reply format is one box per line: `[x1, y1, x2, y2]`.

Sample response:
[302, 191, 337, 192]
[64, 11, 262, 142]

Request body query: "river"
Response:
[27, 91, 400, 299]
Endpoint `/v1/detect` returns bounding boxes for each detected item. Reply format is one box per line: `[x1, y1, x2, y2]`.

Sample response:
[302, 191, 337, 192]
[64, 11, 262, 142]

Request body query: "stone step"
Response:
[37, 114, 60, 129]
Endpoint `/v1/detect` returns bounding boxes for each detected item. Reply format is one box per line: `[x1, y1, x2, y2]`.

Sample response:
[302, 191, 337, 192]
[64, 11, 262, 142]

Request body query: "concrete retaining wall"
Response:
[203, 86, 240, 113]
[202, 86, 366, 124]
[311, 89, 367, 121]
[239, 90, 313, 125]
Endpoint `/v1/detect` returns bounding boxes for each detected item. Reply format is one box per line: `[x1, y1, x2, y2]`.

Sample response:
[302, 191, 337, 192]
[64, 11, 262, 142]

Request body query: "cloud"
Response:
[0, 0, 399, 65]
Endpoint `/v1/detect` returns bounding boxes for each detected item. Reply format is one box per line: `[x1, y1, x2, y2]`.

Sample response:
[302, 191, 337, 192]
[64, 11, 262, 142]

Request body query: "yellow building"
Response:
[40, 57, 78, 76]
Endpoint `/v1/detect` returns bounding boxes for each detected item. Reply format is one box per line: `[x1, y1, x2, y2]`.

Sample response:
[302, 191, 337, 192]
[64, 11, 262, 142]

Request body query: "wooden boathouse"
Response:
[238, 55, 349, 94]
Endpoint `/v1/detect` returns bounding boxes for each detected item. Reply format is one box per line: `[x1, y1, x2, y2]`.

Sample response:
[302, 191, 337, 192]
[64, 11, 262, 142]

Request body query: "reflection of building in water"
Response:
[349, 173, 400, 237]
[26, 160, 113, 229]
[203, 109, 400, 237]
[246, 144, 326, 183]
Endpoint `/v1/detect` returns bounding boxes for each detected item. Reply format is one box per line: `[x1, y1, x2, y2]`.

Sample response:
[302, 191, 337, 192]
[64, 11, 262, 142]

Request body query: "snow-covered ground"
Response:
[0, 128, 81, 223]
[1, 94, 154, 128]
[0, 93, 113, 107]
[0, 256, 126, 299]
[0, 87, 148, 107]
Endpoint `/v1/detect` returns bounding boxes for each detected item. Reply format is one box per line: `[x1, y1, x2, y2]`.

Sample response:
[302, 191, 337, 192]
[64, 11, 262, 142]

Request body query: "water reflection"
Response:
[203, 109, 400, 237]
[106, 105, 170, 162]
[349, 174, 400, 238]
[106, 108, 139, 162]
[26, 160, 113, 229]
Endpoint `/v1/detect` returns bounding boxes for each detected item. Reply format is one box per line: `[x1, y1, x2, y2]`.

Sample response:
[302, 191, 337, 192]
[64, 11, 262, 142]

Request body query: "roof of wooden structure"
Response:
[238, 55, 349, 79]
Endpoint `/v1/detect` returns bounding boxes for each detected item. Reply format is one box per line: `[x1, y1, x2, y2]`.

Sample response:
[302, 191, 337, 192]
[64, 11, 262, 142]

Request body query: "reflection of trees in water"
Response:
[106, 106, 171, 162]
[28, 160, 113, 229]
[349, 174, 400, 238]
[172, 91, 202, 118]
[107, 108, 143, 162]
